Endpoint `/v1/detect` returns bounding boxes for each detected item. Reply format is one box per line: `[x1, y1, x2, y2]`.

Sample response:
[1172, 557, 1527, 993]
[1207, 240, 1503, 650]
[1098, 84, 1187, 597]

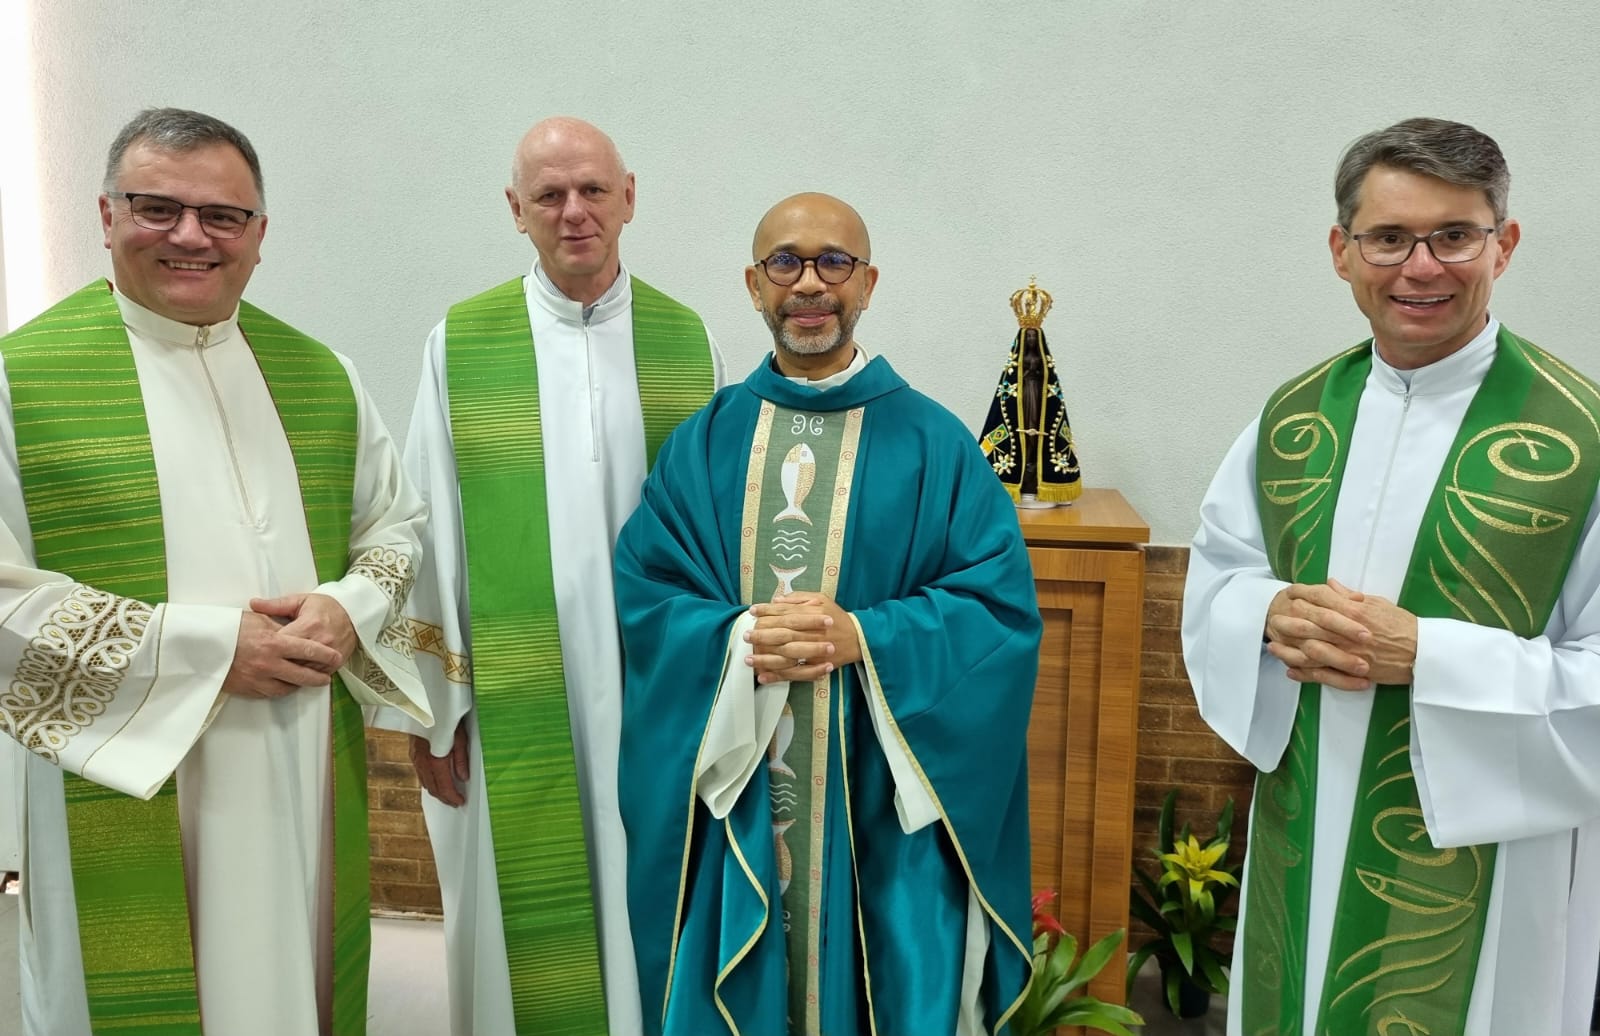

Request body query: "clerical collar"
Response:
[1371, 316, 1499, 395]
[781, 345, 869, 390]
[530, 259, 630, 325]
[111, 282, 241, 350]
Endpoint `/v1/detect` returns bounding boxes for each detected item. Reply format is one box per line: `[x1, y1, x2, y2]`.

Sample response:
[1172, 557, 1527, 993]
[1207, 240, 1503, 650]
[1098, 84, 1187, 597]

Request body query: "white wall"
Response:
[10, 1, 1600, 544]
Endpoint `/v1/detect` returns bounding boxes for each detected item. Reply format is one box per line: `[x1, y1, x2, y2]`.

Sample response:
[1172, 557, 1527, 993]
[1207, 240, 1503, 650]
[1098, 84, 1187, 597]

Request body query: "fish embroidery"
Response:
[776, 443, 816, 524]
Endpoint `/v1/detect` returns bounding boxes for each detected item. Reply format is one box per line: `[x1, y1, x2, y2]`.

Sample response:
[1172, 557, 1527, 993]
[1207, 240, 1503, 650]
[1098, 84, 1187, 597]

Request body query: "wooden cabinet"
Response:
[1017, 489, 1147, 1007]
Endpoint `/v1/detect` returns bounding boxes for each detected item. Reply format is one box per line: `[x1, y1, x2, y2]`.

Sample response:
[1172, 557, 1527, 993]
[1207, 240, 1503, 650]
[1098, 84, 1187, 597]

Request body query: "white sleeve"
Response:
[691, 611, 940, 832]
[695, 613, 787, 817]
[1181, 418, 1298, 771]
[1410, 482, 1600, 846]
[314, 355, 431, 727]
[0, 363, 232, 799]
[706, 327, 728, 391]
[849, 614, 939, 833]
[370, 322, 474, 754]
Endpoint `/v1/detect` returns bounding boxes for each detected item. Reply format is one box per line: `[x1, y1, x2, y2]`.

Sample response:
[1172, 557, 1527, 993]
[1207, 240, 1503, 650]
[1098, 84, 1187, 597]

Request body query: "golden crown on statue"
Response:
[1009, 276, 1052, 329]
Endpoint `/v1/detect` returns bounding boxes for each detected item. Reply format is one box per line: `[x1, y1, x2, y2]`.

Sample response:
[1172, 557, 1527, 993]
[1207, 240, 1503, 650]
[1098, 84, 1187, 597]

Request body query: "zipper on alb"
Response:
[583, 312, 600, 462]
[193, 325, 258, 525]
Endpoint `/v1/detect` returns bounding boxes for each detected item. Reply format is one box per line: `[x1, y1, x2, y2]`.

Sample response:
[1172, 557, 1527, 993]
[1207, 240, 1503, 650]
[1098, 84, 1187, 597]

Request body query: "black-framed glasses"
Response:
[107, 191, 264, 240]
[755, 250, 869, 286]
[1344, 225, 1498, 267]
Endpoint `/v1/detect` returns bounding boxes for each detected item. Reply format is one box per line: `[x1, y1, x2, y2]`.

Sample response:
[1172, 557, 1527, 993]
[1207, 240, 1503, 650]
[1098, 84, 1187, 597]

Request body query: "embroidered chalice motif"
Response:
[769, 564, 806, 596]
[769, 706, 796, 779]
[773, 819, 796, 895]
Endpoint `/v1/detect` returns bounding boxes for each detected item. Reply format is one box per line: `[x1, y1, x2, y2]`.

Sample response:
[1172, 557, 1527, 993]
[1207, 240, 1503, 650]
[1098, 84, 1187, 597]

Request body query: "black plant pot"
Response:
[1161, 964, 1212, 1019]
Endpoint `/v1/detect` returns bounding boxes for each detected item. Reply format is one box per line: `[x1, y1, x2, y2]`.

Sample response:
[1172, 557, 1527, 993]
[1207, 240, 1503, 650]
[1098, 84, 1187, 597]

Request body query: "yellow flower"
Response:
[1159, 835, 1238, 902]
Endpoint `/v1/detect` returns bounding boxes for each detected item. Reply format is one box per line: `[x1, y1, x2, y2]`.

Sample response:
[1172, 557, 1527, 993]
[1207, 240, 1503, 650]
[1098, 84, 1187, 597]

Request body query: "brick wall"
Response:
[1133, 545, 1253, 939]
[364, 543, 1258, 924]
[367, 729, 442, 916]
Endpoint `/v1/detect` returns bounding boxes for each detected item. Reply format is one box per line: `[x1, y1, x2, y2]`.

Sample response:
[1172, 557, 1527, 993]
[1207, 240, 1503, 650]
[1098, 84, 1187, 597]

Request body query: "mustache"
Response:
[779, 295, 839, 316]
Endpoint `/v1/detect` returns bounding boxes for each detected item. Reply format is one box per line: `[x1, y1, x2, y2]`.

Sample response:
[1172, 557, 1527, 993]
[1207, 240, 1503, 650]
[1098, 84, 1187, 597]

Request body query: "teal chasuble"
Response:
[616, 355, 1041, 1036]
[1242, 328, 1600, 1034]
[442, 275, 713, 1035]
[0, 280, 371, 1034]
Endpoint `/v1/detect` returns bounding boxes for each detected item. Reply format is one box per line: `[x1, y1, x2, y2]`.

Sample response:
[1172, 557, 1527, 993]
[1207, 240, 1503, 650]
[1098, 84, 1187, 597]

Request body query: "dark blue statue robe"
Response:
[616, 354, 1041, 1036]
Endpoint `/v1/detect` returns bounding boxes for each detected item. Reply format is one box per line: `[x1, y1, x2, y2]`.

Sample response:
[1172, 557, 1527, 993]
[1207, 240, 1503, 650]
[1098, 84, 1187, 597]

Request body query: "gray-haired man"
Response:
[1184, 117, 1600, 1034]
[0, 106, 429, 1035]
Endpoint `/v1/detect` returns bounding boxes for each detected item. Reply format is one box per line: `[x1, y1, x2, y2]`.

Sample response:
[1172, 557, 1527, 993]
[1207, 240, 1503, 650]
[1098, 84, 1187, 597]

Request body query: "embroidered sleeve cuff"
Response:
[318, 553, 432, 727]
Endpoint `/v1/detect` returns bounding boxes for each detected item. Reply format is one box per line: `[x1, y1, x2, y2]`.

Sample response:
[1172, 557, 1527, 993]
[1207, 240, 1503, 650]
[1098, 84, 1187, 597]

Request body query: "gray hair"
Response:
[1334, 117, 1508, 228]
[102, 107, 265, 204]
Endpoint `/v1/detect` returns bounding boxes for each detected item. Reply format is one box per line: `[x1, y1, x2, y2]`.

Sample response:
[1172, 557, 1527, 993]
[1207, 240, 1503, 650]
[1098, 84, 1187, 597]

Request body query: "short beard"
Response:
[763, 294, 859, 358]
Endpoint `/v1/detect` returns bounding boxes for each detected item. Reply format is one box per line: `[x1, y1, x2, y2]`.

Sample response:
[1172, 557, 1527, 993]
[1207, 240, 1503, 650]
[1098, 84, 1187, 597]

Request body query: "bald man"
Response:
[386, 117, 723, 1036]
[615, 194, 1041, 1035]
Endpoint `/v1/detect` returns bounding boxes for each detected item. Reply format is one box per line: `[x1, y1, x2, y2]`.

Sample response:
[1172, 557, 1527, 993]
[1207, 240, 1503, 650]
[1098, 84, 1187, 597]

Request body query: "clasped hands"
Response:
[222, 592, 358, 699]
[1264, 578, 1418, 690]
[744, 591, 861, 685]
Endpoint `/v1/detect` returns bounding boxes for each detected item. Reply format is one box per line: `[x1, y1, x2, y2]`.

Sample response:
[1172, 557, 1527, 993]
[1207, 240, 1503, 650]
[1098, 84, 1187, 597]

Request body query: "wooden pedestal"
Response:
[1017, 489, 1148, 1010]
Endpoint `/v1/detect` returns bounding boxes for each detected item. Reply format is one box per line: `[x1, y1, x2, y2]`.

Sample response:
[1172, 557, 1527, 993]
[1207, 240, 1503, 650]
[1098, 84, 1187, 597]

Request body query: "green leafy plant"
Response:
[1011, 890, 1144, 1036]
[1126, 789, 1240, 1015]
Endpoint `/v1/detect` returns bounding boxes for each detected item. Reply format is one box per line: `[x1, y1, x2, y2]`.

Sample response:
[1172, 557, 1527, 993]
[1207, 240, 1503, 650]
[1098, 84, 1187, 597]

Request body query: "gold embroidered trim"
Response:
[378, 616, 472, 684]
[348, 546, 416, 621]
[1, 587, 152, 762]
[713, 815, 771, 1036]
[836, 672, 883, 1036]
[345, 650, 413, 711]
[739, 401, 778, 604]
[664, 623, 746, 1028]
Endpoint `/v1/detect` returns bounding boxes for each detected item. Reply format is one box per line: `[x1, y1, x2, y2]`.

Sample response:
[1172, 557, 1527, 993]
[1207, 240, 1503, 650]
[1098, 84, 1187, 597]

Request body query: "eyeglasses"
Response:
[107, 191, 264, 240]
[755, 250, 870, 286]
[1344, 225, 1498, 267]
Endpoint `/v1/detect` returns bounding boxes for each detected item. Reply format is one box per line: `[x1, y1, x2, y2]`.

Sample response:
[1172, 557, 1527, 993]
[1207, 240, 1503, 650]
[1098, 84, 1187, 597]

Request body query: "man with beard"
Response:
[614, 192, 1041, 1035]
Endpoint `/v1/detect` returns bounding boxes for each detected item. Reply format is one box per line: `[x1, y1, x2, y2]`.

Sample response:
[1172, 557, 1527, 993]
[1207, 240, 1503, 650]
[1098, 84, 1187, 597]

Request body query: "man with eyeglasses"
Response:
[614, 192, 1041, 1035]
[385, 116, 721, 1036]
[0, 107, 431, 1035]
[1184, 117, 1600, 1034]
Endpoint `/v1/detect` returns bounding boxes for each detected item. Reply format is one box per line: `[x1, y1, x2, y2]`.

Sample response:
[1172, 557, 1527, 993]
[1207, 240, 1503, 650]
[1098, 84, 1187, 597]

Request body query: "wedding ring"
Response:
[796, 657, 808, 665]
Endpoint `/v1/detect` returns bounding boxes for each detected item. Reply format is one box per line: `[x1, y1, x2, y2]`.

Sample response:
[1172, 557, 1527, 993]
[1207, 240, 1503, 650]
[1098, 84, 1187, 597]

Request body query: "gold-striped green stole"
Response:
[443, 274, 713, 1034]
[1245, 329, 1600, 1034]
[3, 281, 195, 1034]
[1, 280, 370, 1033]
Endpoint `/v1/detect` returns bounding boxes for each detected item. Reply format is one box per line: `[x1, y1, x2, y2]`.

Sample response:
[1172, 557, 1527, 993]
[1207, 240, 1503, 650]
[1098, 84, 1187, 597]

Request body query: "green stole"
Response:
[738, 399, 866, 1034]
[443, 274, 714, 1034]
[1243, 327, 1600, 1035]
[0, 280, 371, 1034]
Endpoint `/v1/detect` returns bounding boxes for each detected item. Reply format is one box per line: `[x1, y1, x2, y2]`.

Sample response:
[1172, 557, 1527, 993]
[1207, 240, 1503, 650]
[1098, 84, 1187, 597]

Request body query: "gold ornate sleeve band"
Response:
[1, 586, 153, 761]
[379, 616, 472, 685]
[347, 546, 417, 620]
